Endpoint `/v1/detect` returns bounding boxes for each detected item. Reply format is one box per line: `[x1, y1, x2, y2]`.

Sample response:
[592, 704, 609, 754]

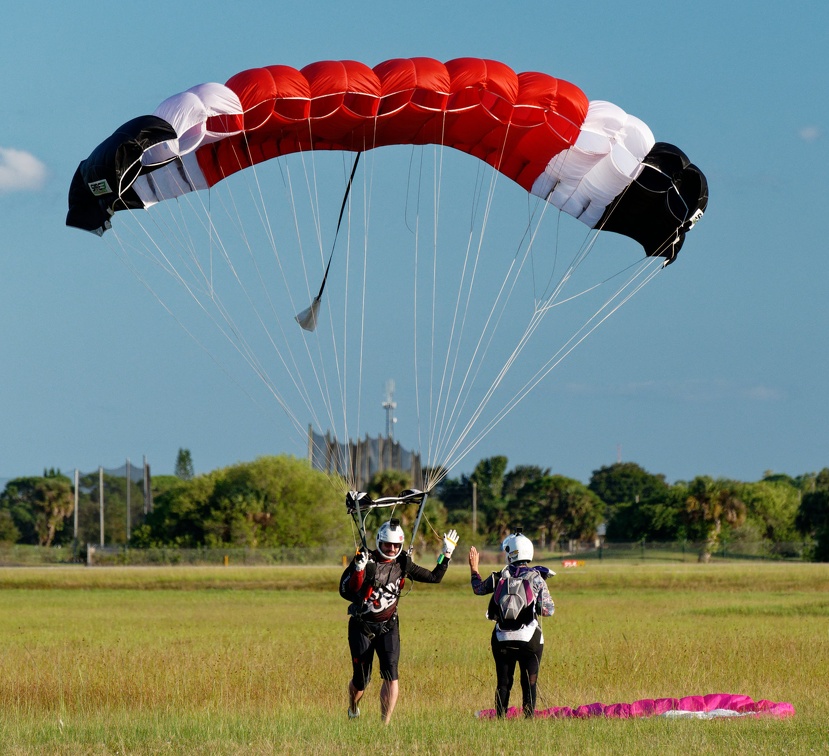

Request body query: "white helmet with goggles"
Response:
[502, 530, 533, 564]
[376, 518, 405, 553]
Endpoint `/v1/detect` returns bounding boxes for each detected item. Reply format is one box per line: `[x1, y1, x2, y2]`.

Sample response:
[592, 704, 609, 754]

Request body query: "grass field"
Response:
[0, 560, 827, 754]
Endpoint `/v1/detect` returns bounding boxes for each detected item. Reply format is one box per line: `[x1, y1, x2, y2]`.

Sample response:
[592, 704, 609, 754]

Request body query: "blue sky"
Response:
[1, 0, 826, 486]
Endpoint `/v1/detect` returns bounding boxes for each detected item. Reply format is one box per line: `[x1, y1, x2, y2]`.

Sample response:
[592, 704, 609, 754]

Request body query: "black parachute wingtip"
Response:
[66, 115, 179, 235]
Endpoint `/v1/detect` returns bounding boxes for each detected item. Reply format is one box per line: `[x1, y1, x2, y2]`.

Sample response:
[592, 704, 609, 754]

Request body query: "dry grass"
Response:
[0, 561, 826, 754]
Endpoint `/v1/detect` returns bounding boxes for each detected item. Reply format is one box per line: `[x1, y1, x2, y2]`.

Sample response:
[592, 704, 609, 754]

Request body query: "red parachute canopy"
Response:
[199, 58, 587, 193]
[67, 57, 707, 261]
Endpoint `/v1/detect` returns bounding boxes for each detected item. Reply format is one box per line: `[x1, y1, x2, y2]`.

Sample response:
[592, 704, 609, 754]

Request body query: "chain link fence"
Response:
[0, 539, 816, 567]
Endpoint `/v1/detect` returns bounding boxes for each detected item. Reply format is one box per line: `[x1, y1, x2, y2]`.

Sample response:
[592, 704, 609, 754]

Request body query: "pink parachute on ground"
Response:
[476, 693, 795, 719]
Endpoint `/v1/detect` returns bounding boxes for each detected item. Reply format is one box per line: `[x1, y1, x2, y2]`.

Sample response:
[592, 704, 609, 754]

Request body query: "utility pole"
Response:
[99, 466, 104, 547]
[472, 480, 477, 536]
[73, 469, 79, 557]
[126, 457, 131, 543]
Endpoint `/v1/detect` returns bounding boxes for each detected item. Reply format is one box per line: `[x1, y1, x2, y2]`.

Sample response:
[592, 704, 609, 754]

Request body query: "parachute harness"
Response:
[346, 489, 434, 602]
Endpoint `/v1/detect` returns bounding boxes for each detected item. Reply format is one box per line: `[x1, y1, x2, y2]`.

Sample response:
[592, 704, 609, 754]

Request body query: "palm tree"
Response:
[684, 477, 746, 562]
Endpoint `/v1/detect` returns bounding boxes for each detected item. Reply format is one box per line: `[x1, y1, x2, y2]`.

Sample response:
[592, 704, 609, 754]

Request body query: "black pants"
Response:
[491, 627, 543, 718]
[348, 615, 400, 689]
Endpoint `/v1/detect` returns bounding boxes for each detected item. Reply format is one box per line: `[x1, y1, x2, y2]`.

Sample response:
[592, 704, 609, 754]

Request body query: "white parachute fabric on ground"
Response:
[660, 709, 750, 719]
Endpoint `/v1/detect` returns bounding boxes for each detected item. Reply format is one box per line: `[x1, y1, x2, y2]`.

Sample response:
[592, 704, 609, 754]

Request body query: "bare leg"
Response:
[348, 680, 364, 717]
[380, 679, 399, 724]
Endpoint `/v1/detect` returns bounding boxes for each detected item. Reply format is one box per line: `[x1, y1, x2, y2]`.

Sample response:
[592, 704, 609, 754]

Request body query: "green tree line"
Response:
[1, 455, 828, 562]
[437, 458, 829, 562]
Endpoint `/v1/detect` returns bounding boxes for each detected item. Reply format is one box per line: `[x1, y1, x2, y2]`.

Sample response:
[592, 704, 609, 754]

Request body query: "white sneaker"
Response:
[348, 706, 360, 719]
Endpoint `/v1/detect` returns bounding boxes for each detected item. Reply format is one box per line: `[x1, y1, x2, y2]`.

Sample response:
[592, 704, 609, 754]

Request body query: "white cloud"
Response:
[798, 126, 821, 143]
[0, 147, 47, 193]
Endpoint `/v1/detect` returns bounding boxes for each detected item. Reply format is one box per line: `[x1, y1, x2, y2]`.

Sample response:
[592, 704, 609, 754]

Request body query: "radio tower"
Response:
[382, 380, 397, 439]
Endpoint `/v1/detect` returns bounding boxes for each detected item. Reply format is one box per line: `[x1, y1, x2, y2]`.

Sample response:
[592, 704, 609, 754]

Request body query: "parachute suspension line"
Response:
[208, 189, 214, 297]
[282, 154, 320, 315]
[333, 151, 363, 483]
[215, 144, 297, 338]
[429, 201, 539, 483]
[291, 142, 350, 454]
[515, 194, 546, 307]
[159, 155, 285, 390]
[230, 139, 335, 433]
[427, 148, 505, 483]
[114, 185, 260, 365]
[405, 141, 439, 468]
[425, 123, 450, 473]
[296, 151, 362, 330]
[534, 206, 603, 312]
[428, 121, 540, 484]
[536, 250, 660, 314]
[109, 242, 272, 419]
[410, 146, 427, 477]
[414, 146, 462, 486]
[261, 147, 348, 470]
[428, 123, 526, 479]
[352, 137, 377, 463]
[530, 200, 592, 310]
[437, 223, 634, 473]
[407, 491, 430, 555]
[425, 137, 443, 473]
[532, 140, 611, 306]
[405, 138, 429, 476]
[428, 126, 499, 478]
[513, 255, 666, 416]
[404, 142, 430, 485]
[426, 133, 490, 475]
[281, 154, 344, 440]
[329, 151, 366, 486]
[439, 256, 665, 473]
[351, 493, 370, 553]
[123, 152, 340, 452]
[437, 197, 544, 463]
[296, 148, 364, 485]
[128, 170, 216, 290]
[106, 212, 307, 437]
[197, 143, 333, 436]
[438, 256, 599, 471]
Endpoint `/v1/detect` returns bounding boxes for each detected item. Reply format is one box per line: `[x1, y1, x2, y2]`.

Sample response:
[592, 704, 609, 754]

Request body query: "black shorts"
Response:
[348, 615, 400, 689]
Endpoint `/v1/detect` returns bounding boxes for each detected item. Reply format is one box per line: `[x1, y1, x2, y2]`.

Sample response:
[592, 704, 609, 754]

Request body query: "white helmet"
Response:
[502, 531, 533, 564]
[376, 519, 405, 551]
